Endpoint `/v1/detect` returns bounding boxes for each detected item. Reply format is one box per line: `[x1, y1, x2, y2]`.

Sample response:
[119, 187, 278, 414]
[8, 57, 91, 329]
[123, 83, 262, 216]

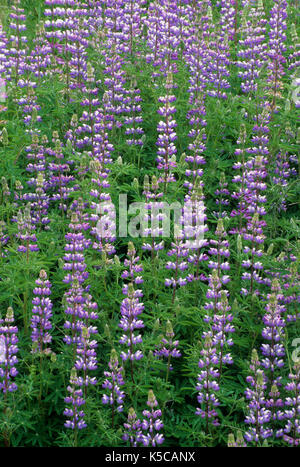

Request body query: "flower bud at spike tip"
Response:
[147, 390, 157, 408]
[143, 174, 149, 191]
[128, 241, 135, 255]
[257, 371, 264, 387]
[110, 349, 118, 366]
[237, 234, 242, 254]
[70, 368, 77, 383]
[128, 283, 135, 297]
[104, 324, 111, 339]
[6, 307, 14, 322]
[82, 327, 89, 340]
[216, 218, 224, 234]
[236, 431, 244, 447]
[166, 320, 174, 338]
[2, 128, 8, 145]
[251, 349, 259, 363]
[228, 433, 235, 447]
[39, 269, 47, 280]
[132, 178, 139, 190]
[128, 407, 137, 421]
[153, 318, 160, 333]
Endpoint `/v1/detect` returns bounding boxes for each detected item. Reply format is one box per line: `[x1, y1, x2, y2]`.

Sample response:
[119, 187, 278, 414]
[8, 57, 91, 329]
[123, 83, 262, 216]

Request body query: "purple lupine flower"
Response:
[64, 368, 87, 432]
[244, 349, 273, 445]
[62, 211, 91, 287]
[118, 242, 144, 377]
[121, 0, 146, 57]
[267, 0, 287, 113]
[183, 129, 206, 198]
[96, 3, 131, 129]
[217, 0, 237, 42]
[22, 172, 50, 230]
[154, 320, 181, 382]
[63, 279, 98, 352]
[15, 82, 42, 131]
[25, 134, 48, 179]
[141, 390, 164, 447]
[143, 0, 162, 73]
[102, 349, 125, 427]
[6, 0, 28, 86]
[270, 151, 297, 212]
[165, 234, 189, 303]
[240, 213, 265, 296]
[74, 326, 98, 389]
[31, 269, 53, 355]
[156, 71, 177, 192]
[144, 0, 180, 77]
[231, 123, 248, 232]
[142, 175, 165, 257]
[62, 206, 99, 434]
[0, 22, 8, 81]
[123, 78, 144, 146]
[236, 0, 267, 96]
[207, 219, 230, 284]
[119, 282, 144, 364]
[262, 249, 300, 323]
[69, 63, 115, 256]
[63, 205, 98, 365]
[123, 407, 143, 447]
[214, 173, 230, 219]
[195, 335, 220, 431]
[280, 363, 300, 446]
[203, 271, 234, 378]
[265, 384, 284, 435]
[183, 0, 212, 119]
[28, 22, 52, 82]
[44, 0, 90, 98]
[14, 204, 39, 256]
[212, 291, 234, 375]
[121, 241, 143, 285]
[0, 307, 18, 394]
[47, 137, 79, 214]
[0, 221, 9, 258]
[288, 24, 300, 72]
[205, 18, 230, 100]
[261, 279, 286, 388]
[183, 183, 209, 283]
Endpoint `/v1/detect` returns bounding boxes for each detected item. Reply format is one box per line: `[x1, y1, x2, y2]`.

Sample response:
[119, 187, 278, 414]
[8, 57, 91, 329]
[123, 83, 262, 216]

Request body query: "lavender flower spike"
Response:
[0, 307, 19, 394]
[141, 390, 164, 447]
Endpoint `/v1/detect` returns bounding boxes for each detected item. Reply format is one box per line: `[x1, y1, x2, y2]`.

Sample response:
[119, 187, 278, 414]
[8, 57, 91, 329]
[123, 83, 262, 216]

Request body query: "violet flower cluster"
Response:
[156, 71, 177, 192]
[236, 0, 267, 96]
[153, 320, 181, 378]
[123, 407, 142, 447]
[119, 242, 144, 371]
[0, 307, 18, 394]
[31, 269, 53, 355]
[141, 390, 164, 447]
[64, 367, 87, 431]
[102, 348, 125, 425]
[261, 279, 286, 389]
[244, 349, 272, 445]
[14, 204, 39, 255]
[141, 174, 165, 256]
[195, 334, 220, 430]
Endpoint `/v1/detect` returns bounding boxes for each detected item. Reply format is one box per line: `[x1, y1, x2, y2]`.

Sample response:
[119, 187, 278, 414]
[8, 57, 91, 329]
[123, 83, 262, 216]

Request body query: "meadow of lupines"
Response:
[0, 0, 299, 448]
